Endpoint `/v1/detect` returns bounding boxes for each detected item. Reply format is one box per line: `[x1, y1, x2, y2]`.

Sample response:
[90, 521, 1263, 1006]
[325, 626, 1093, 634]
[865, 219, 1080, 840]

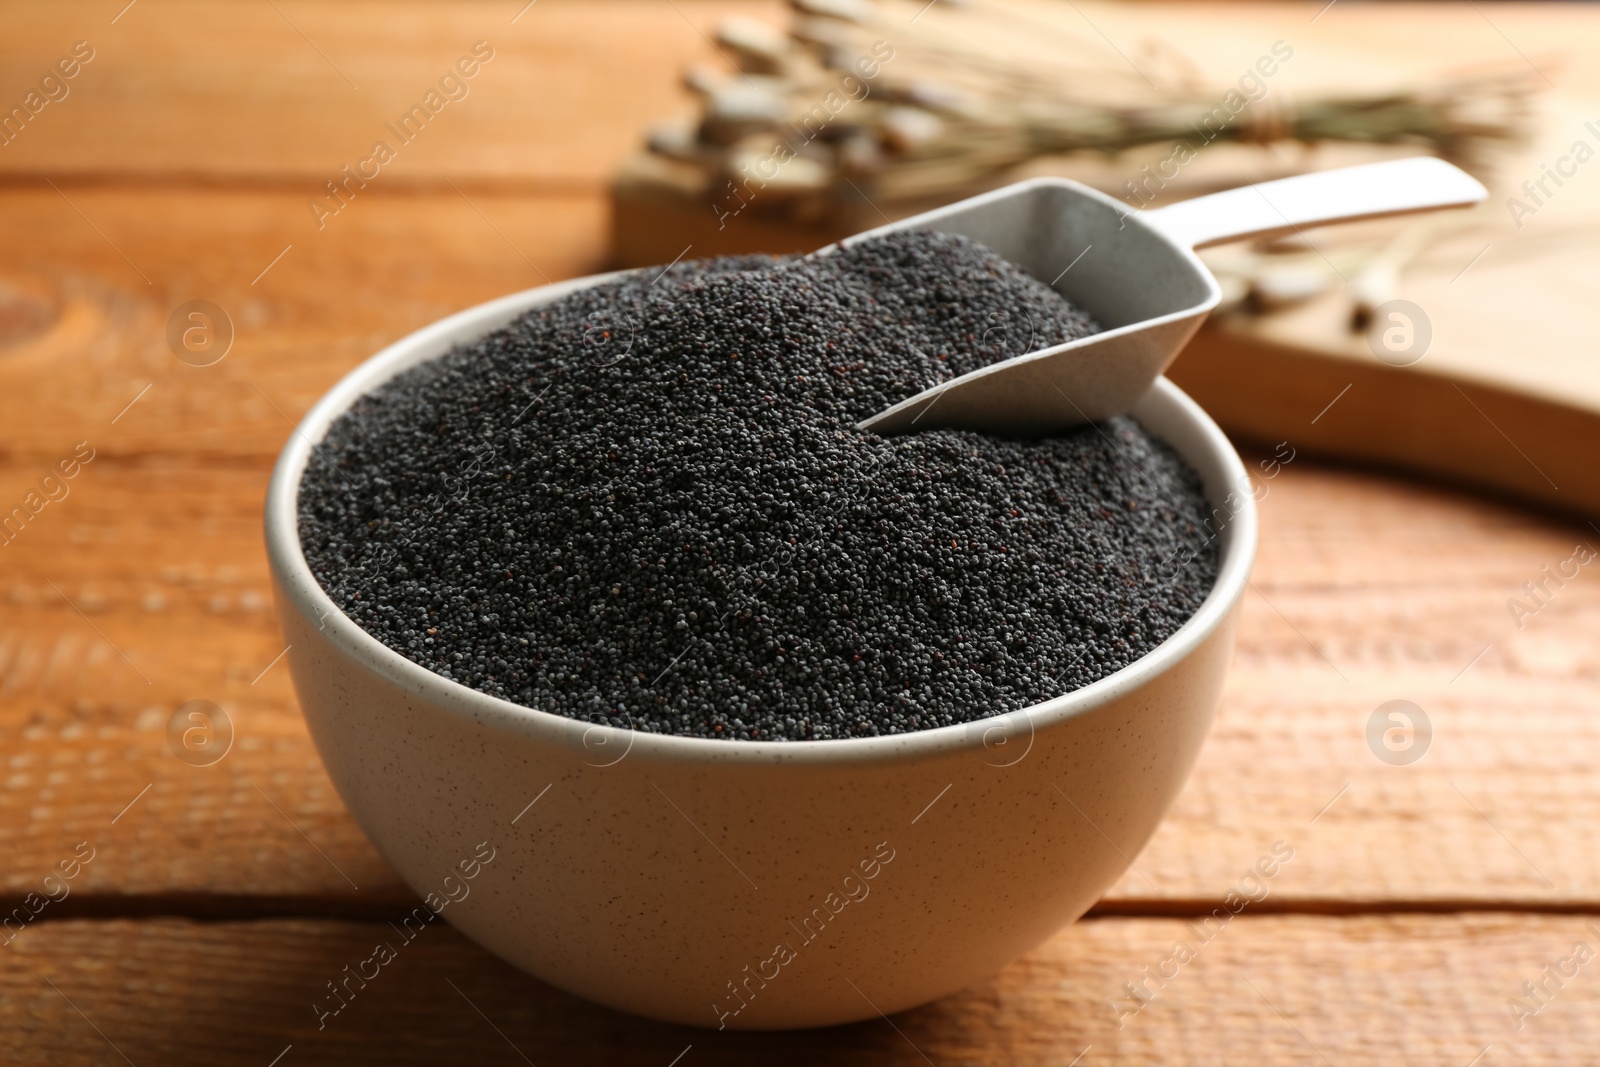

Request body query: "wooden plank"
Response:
[1134, 462, 1600, 906]
[0, 186, 607, 462]
[3, 913, 1597, 1062]
[0, 0, 772, 185]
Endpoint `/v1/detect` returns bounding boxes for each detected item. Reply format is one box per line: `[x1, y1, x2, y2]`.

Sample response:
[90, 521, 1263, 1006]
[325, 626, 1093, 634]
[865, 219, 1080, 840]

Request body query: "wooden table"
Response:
[2, 2, 1596, 1063]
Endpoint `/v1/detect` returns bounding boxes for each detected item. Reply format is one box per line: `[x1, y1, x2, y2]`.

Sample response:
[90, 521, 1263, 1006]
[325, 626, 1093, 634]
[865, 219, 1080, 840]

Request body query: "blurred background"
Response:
[2, 2, 1598, 1064]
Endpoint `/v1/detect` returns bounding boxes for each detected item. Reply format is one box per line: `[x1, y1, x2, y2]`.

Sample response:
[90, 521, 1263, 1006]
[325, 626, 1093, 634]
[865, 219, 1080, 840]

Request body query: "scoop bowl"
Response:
[853, 157, 1487, 437]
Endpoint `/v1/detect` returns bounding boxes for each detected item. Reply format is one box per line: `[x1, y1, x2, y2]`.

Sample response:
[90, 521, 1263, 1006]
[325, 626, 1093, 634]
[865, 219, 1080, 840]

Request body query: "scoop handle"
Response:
[1140, 157, 1487, 250]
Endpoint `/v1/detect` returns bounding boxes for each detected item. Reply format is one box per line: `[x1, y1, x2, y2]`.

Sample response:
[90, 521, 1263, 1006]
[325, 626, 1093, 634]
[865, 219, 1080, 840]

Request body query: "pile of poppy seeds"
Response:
[298, 232, 1220, 741]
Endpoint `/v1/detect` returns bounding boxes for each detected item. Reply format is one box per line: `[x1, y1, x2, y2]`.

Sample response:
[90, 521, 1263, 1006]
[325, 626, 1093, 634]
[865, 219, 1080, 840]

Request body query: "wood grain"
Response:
[0, 185, 609, 461]
[1, 1, 1597, 1062]
[5, 913, 1599, 1064]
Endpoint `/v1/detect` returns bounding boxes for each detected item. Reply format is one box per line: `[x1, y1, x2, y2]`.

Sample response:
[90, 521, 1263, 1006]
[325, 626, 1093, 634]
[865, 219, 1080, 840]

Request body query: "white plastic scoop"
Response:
[849, 157, 1487, 436]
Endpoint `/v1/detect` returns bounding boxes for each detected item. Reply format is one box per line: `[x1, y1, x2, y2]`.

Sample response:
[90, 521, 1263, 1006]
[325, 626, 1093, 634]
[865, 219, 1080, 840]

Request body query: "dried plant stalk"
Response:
[643, 0, 1544, 223]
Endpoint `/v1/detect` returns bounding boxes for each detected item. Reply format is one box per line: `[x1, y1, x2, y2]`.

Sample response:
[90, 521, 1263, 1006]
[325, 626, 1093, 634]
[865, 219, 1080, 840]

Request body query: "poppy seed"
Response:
[298, 232, 1220, 741]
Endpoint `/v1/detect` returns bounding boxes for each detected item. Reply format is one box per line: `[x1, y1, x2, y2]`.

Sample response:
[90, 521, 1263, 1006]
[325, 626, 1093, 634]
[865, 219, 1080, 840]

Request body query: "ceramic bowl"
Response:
[264, 275, 1257, 1030]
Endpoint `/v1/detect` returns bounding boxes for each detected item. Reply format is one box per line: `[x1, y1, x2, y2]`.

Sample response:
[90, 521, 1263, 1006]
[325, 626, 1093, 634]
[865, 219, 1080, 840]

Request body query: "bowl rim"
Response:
[264, 275, 1258, 768]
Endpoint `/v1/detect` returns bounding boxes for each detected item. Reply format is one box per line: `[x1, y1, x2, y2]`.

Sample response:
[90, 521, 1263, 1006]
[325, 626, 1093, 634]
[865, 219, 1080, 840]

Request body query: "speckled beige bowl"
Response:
[264, 275, 1257, 1030]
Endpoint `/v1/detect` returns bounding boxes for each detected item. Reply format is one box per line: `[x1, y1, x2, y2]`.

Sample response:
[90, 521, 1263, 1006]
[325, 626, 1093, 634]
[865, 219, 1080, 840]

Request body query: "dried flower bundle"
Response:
[642, 0, 1543, 224]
